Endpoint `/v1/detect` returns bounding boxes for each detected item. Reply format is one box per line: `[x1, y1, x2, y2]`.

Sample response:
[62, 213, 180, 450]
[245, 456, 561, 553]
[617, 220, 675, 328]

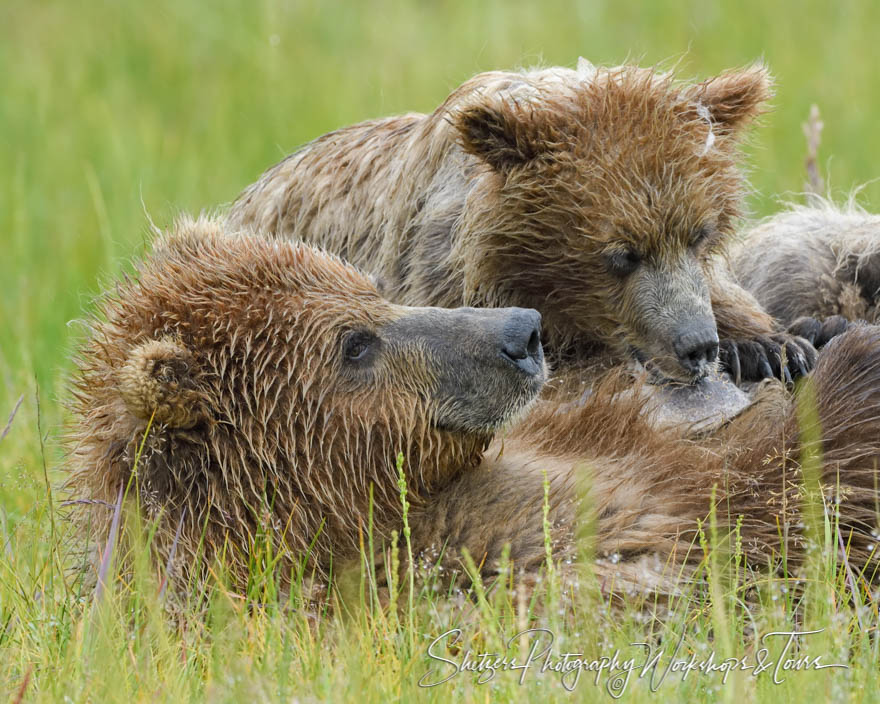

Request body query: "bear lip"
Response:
[629, 345, 713, 386]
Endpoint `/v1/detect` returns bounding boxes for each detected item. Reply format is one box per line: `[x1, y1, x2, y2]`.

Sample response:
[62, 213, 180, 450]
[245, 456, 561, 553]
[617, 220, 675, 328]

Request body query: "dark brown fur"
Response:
[67, 218, 880, 604]
[419, 327, 880, 594]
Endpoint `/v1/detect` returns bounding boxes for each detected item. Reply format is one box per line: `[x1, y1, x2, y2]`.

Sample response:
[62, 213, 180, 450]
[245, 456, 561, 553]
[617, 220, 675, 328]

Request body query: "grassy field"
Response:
[2, 0, 880, 701]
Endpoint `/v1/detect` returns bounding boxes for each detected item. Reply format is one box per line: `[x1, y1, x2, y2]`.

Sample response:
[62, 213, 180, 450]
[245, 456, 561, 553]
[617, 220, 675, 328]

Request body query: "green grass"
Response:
[2, 0, 880, 700]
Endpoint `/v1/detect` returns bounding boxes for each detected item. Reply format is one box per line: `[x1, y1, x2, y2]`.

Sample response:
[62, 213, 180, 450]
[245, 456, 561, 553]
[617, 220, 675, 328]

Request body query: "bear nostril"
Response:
[500, 309, 543, 373]
[704, 340, 720, 364]
[673, 322, 719, 375]
[526, 329, 540, 359]
[686, 340, 719, 367]
[501, 339, 530, 361]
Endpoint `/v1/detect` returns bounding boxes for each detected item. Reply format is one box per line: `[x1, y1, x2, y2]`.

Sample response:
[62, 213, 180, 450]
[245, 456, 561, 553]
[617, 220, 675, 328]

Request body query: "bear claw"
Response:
[719, 333, 816, 386]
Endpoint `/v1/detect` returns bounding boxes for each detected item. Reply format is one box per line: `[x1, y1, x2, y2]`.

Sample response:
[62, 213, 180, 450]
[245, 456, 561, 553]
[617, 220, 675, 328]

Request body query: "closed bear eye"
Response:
[604, 248, 642, 277]
[690, 224, 718, 249]
[342, 330, 377, 363]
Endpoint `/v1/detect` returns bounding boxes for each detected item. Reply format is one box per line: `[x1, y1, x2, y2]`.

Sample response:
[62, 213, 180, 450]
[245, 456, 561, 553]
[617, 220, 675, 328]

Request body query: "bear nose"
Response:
[499, 309, 543, 375]
[673, 322, 719, 377]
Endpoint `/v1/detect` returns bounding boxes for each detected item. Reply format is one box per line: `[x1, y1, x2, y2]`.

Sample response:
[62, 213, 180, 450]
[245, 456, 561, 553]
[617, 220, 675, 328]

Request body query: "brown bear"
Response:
[67, 216, 880, 602]
[228, 59, 818, 388]
[733, 198, 880, 334]
[66, 215, 546, 591]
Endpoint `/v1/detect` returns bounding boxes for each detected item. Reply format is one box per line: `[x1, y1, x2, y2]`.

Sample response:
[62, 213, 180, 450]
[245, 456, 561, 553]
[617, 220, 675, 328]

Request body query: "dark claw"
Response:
[774, 334, 816, 382]
[782, 364, 793, 386]
[797, 337, 818, 371]
[764, 339, 783, 378]
[788, 316, 823, 346]
[719, 340, 741, 385]
[733, 340, 768, 382]
[742, 341, 766, 381]
[789, 346, 807, 379]
[816, 315, 850, 348]
[784, 341, 805, 380]
[722, 333, 819, 385]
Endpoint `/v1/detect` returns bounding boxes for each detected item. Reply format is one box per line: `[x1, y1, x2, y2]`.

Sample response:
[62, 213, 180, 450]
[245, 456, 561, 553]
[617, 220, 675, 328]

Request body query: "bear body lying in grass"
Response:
[734, 198, 880, 335]
[229, 59, 817, 387]
[67, 217, 880, 600]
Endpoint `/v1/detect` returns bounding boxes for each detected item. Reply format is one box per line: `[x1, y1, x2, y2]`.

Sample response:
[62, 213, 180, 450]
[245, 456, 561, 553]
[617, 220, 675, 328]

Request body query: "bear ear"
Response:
[118, 337, 207, 429]
[455, 100, 548, 172]
[687, 64, 773, 134]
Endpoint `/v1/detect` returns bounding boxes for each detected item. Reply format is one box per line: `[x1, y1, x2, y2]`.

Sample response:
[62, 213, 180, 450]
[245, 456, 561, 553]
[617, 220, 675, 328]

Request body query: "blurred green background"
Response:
[1, 0, 879, 431]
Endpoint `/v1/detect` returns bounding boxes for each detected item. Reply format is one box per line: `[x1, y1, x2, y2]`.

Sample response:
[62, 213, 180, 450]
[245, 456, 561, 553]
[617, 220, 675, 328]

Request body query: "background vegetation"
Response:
[2, 0, 879, 701]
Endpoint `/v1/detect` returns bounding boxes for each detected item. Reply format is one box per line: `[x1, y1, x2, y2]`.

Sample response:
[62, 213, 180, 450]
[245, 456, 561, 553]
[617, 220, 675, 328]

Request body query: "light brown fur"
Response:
[229, 60, 814, 385]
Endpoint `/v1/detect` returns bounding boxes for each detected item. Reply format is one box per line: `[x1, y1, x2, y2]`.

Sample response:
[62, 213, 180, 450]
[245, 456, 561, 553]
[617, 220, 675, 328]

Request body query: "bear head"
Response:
[67, 215, 545, 586]
[453, 62, 772, 383]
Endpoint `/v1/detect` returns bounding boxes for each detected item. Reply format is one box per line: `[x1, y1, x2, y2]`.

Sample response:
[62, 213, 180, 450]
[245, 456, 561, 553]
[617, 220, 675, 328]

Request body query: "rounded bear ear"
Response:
[454, 99, 549, 172]
[686, 64, 774, 135]
[118, 337, 207, 429]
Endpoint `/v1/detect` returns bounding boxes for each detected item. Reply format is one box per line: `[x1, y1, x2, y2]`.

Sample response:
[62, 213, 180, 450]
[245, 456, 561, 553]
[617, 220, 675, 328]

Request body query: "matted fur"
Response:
[420, 327, 880, 594]
[66, 216, 532, 590]
[66, 218, 880, 604]
[733, 197, 880, 325]
[229, 60, 814, 384]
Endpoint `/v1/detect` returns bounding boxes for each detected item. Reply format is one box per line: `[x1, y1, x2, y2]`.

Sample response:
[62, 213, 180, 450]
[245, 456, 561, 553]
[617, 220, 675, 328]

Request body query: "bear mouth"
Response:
[629, 346, 713, 386]
[432, 364, 546, 435]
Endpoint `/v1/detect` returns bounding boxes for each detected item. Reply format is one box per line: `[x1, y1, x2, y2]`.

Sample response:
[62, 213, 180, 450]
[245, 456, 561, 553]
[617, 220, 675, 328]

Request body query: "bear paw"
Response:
[787, 315, 851, 350]
[718, 333, 817, 385]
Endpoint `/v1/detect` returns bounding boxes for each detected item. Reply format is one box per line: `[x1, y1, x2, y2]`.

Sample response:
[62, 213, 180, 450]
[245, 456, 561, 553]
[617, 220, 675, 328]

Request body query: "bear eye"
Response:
[342, 330, 376, 363]
[690, 225, 716, 249]
[604, 248, 642, 277]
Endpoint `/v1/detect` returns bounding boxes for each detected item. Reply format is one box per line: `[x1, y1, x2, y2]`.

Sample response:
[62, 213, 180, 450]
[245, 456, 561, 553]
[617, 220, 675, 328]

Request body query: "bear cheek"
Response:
[613, 279, 667, 355]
